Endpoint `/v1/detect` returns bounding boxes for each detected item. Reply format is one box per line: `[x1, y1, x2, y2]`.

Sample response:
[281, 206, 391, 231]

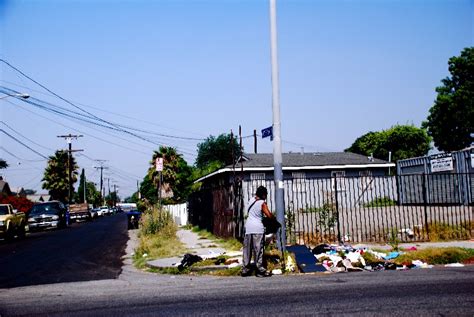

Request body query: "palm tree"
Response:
[0, 159, 8, 169]
[146, 146, 192, 204]
[42, 150, 78, 203]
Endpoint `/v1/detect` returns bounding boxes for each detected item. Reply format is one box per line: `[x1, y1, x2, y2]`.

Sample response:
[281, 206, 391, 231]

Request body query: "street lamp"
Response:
[0, 93, 30, 100]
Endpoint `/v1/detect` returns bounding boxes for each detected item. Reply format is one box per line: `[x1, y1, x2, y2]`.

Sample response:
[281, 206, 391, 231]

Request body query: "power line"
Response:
[0, 129, 48, 159]
[1, 86, 198, 157]
[0, 121, 55, 152]
[1, 79, 209, 139]
[6, 99, 154, 156]
[0, 146, 46, 162]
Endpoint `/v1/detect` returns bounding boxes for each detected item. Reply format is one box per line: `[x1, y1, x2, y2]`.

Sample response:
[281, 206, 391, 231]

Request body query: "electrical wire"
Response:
[1, 87, 198, 157]
[0, 121, 55, 152]
[0, 129, 48, 159]
[1, 79, 210, 139]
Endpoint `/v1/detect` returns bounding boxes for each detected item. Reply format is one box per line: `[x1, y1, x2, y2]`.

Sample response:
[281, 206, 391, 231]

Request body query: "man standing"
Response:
[241, 186, 275, 277]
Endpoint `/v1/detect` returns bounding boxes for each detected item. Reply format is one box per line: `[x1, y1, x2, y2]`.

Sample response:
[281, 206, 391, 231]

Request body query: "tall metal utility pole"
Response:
[93, 160, 108, 205]
[269, 0, 286, 251]
[113, 184, 117, 207]
[254, 129, 258, 154]
[57, 134, 83, 204]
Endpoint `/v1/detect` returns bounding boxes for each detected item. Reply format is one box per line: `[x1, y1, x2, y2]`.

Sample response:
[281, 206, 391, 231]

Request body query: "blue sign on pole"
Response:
[261, 126, 273, 141]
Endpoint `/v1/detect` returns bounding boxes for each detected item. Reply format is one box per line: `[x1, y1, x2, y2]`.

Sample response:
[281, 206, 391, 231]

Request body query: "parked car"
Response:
[0, 204, 28, 240]
[99, 206, 110, 216]
[28, 201, 69, 231]
[69, 203, 91, 222]
[95, 208, 104, 217]
[89, 208, 99, 219]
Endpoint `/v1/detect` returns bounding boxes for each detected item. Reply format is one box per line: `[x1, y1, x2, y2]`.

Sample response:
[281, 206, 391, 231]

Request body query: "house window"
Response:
[292, 172, 306, 193]
[359, 170, 373, 177]
[359, 170, 374, 189]
[250, 173, 266, 181]
[292, 172, 306, 179]
[331, 171, 346, 191]
[250, 173, 266, 187]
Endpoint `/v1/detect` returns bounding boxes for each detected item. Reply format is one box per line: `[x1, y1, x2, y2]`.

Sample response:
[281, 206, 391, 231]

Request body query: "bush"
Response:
[427, 222, 471, 241]
[364, 197, 396, 207]
[139, 207, 175, 236]
[133, 206, 185, 268]
[0, 196, 34, 214]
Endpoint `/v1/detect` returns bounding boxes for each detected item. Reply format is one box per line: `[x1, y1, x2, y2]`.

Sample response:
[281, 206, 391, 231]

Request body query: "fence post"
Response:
[422, 173, 430, 240]
[334, 175, 342, 243]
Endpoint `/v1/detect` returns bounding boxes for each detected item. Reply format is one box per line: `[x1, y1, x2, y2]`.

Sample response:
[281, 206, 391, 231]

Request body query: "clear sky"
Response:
[0, 0, 472, 198]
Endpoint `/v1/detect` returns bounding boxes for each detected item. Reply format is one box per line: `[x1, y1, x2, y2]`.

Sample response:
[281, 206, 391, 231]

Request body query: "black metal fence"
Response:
[188, 173, 473, 245]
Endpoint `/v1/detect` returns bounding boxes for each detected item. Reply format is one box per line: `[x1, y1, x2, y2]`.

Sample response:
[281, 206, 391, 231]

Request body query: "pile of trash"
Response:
[311, 243, 434, 273]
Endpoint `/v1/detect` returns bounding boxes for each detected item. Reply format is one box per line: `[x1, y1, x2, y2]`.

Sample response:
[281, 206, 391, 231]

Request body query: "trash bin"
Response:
[126, 210, 141, 230]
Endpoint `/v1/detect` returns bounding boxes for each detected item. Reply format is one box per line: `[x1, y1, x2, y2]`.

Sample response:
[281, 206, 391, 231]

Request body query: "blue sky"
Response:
[0, 0, 472, 197]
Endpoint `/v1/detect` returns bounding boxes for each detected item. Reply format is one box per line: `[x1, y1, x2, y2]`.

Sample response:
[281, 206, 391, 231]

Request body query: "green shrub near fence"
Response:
[364, 197, 397, 207]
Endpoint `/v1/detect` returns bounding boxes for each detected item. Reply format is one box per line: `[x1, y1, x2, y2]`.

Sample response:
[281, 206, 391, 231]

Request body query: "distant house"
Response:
[12, 187, 27, 198]
[27, 194, 52, 203]
[189, 152, 395, 238]
[0, 177, 12, 196]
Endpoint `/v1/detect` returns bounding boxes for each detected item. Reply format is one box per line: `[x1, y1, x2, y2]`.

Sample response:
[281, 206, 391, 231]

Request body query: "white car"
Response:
[94, 208, 104, 217]
[99, 206, 110, 216]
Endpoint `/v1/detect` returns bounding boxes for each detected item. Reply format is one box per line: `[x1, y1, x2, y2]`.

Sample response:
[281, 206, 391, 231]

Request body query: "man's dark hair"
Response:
[256, 186, 268, 199]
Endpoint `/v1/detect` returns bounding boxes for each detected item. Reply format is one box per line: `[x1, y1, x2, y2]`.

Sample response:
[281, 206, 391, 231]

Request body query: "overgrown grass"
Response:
[427, 222, 472, 241]
[393, 247, 474, 265]
[133, 206, 187, 269]
[364, 197, 397, 207]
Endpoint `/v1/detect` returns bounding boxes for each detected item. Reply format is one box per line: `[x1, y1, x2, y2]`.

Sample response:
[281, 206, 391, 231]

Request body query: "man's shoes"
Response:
[255, 271, 272, 278]
[241, 271, 252, 277]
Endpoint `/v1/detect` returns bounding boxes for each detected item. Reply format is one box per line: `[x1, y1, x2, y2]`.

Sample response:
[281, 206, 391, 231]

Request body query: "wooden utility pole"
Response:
[93, 160, 108, 205]
[57, 134, 83, 204]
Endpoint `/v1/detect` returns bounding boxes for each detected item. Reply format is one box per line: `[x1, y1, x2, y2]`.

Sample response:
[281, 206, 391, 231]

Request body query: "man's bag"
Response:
[263, 217, 281, 234]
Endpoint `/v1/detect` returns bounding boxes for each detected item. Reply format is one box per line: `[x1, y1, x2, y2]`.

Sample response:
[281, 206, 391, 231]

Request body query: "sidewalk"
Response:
[146, 228, 474, 271]
[146, 229, 240, 270]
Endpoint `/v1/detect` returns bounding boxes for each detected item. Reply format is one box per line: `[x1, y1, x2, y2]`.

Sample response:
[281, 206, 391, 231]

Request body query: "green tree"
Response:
[0, 159, 8, 169]
[42, 150, 78, 203]
[346, 125, 431, 162]
[76, 169, 87, 203]
[147, 146, 193, 204]
[140, 173, 157, 204]
[105, 191, 120, 206]
[423, 47, 474, 152]
[195, 133, 241, 170]
[74, 169, 101, 206]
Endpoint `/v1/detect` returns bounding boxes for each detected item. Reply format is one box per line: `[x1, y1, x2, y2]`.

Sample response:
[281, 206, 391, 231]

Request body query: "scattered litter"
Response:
[399, 228, 415, 238]
[142, 253, 148, 258]
[444, 263, 464, 267]
[228, 262, 240, 268]
[383, 252, 400, 260]
[272, 269, 282, 275]
[224, 258, 240, 265]
[286, 255, 296, 272]
[178, 254, 203, 271]
[412, 260, 433, 269]
[312, 244, 332, 255]
[403, 246, 417, 251]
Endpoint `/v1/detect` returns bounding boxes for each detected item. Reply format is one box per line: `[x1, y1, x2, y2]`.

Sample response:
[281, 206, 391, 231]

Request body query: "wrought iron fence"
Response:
[188, 173, 473, 244]
[241, 173, 473, 245]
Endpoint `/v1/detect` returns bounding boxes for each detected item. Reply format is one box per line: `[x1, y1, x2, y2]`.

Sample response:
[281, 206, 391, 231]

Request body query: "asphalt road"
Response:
[0, 214, 473, 316]
[0, 213, 128, 288]
[0, 265, 473, 316]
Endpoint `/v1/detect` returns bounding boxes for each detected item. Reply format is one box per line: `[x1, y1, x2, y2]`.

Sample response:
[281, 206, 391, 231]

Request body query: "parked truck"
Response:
[69, 203, 91, 222]
[0, 204, 28, 240]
